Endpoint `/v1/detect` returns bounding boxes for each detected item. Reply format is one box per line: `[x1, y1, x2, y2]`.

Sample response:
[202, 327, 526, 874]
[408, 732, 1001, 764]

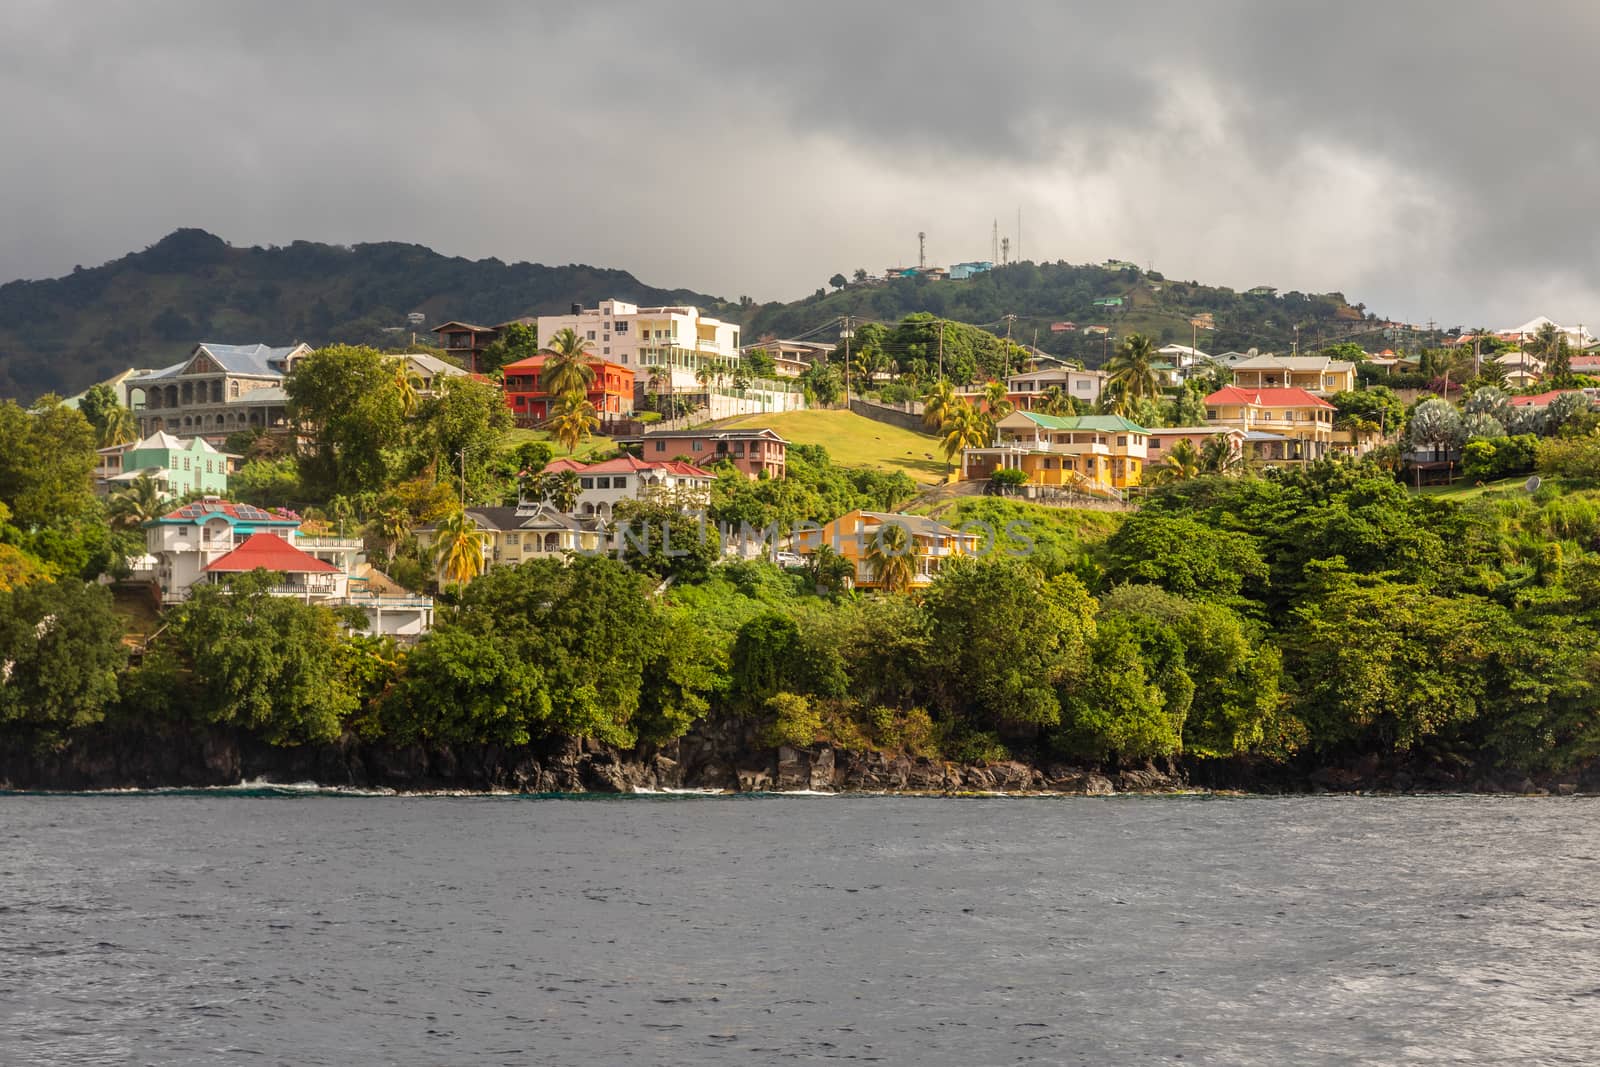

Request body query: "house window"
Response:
[580, 477, 594, 489]
[654, 441, 666, 452]
[596, 477, 610, 489]
[615, 322, 628, 334]
[1151, 438, 1162, 449]
[603, 347, 611, 356]
[1116, 436, 1127, 447]
[614, 476, 627, 488]
[586, 331, 596, 341]
[178, 528, 190, 537]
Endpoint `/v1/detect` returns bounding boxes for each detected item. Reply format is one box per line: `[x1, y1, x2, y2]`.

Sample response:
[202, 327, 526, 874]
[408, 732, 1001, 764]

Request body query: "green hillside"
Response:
[740, 261, 1384, 368]
[0, 229, 723, 401]
[0, 230, 1394, 403]
[720, 409, 946, 483]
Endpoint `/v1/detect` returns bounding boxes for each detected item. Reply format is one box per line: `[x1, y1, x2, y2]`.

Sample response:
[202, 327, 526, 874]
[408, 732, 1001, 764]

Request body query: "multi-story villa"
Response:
[501, 354, 635, 425]
[536, 300, 740, 389]
[541, 455, 716, 521]
[1203, 385, 1336, 462]
[627, 427, 788, 480]
[960, 411, 1151, 492]
[1002, 367, 1108, 409]
[796, 510, 980, 590]
[1228, 354, 1356, 395]
[141, 499, 433, 636]
[127, 342, 313, 442]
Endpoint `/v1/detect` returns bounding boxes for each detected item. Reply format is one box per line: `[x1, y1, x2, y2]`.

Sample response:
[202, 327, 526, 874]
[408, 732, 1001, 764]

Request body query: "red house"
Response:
[501, 354, 635, 425]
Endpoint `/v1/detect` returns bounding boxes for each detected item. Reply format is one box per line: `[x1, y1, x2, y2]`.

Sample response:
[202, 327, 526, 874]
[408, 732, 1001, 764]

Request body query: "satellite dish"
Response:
[1525, 476, 1542, 493]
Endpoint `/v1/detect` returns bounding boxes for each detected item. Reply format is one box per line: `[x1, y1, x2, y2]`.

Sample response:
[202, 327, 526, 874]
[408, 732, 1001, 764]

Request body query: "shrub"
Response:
[762, 692, 822, 748]
[991, 467, 1029, 488]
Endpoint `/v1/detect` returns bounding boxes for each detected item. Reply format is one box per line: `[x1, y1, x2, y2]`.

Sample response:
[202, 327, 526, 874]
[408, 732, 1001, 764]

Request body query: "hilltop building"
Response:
[535, 300, 740, 390]
[127, 342, 313, 442]
[501, 354, 635, 425]
[1203, 386, 1335, 462]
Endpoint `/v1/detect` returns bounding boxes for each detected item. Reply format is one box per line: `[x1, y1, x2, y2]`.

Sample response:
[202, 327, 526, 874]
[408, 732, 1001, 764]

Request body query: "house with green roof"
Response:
[959, 410, 1151, 494]
[98, 430, 237, 498]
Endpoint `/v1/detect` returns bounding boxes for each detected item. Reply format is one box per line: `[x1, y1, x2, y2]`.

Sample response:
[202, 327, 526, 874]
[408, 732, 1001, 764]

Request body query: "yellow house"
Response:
[796, 510, 980, 590]
[960, 411, 1151, 492]
[1203, 386, 1336, 462]
[1229, 354, 1356, 395]
[415, 505, 606, 582]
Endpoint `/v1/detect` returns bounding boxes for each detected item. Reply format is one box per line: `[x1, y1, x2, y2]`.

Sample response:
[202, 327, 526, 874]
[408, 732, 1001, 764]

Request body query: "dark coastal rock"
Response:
[808, 747, 836, 791]
[775, 745, 810, 791]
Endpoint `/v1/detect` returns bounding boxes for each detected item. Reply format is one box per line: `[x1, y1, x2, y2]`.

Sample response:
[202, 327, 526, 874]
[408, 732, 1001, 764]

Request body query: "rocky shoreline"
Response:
[4, 719, 1600, 796]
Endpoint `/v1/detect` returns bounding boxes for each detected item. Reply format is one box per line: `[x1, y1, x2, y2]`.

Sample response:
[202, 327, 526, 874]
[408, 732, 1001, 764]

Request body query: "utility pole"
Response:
[937, 319, 945, 381]
[918, 232, 926, 271]
[992, 219, 998, 265]
[1292, 324, 1300, 356]
[842, 315, 852, 401]
[1001, 237, 1010, 266]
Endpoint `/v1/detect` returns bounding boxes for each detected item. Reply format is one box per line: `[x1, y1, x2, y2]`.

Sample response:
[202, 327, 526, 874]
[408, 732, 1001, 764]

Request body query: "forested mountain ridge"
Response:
[0, 229, 724, 400]
[739, 261, 1384, 367]
[0, 228, 1388, 401]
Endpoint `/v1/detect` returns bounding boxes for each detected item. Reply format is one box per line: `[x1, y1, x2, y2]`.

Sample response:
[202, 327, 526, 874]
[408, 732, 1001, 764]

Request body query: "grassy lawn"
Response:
[719, 409, 948, 484]
[1411, 475, 1531, 501]
[503, 426, 616, 461]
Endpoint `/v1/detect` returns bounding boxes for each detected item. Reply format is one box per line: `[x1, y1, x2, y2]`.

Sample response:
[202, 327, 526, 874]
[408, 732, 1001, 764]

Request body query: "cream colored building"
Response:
[537, 299, 741, 389]
[1204, 386, 1336, 462]
[1228, 354, 1356, 395]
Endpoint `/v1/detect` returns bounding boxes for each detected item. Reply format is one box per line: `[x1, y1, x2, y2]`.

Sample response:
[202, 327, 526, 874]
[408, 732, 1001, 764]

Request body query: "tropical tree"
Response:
[1105, 333, 1161, 413]
[1407, 398, 1466, 453]
[393, 363, 424, 418]
[982, 380, 1015, 424]
[1149, 438, 1202, 484]
[864, 520, 917, 594]
[922, 379, 957, 430]
[541, 328, 597, 397]
[100, 406, 138, 448]
[645, 364, 669, 399]
[548, 390, 599, 454]
[1039, 384, 1074, 417]
[432, 509, 485, 587]
[694, 365, 713, 391]
[372, 505, 411, 564]
[108, 473, 165, 529]
[938, 398, 992, 470]
[526, 469, 582, 512]
[1199, 433, 1242, 475]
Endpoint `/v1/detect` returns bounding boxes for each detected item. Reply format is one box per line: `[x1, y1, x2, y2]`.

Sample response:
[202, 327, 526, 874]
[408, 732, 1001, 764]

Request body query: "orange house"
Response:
[501, 354, 635, 424]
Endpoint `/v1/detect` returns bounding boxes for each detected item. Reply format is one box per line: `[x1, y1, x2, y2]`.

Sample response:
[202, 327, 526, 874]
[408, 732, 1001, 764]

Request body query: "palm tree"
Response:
[529, 469, 582, 513]
[1105, 333, 1161, 414]
[921, 378, 957, 430]
[938, 398, 991, 469]
[1038, 385, 1074, 417]
[109, 473, 165, 529]
[1199, 433, 1243, 475]
[432, 509, 484, 587]
[864, 520, 917, 593]
[372, 506, 411, 564]
[982, 380, 1015, 425]
[541, 328, 597, 397]
[393, 363, 424, 418]
[1149, 439, 1202, 485]
[694, 365, 713, 392]
[548, 389, 599, 453]
[98, 406, 138, 448]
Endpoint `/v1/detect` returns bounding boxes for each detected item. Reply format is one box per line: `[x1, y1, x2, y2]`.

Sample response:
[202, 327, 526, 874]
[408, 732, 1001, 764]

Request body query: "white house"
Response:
[540, 455, 716, 521]
[537, 299, 741, 390]
[1003, 366, 1108, 407]
[142, 499, 433, 637]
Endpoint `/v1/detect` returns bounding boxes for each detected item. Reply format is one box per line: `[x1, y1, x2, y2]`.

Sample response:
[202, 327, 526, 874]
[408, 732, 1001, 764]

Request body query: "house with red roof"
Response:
[142, 498, 434, 635]
[1203, 385, 1336, 462]
[536, 454, 715, 520]
[1508, 389, 1591, 409]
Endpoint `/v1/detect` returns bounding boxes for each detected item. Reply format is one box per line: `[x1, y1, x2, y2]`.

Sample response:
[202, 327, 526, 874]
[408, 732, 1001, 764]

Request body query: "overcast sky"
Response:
[2, 1, 1597, 328]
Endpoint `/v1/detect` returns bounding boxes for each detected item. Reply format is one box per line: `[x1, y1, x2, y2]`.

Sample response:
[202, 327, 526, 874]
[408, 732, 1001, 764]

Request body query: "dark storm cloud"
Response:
[1, 1, 1596, 326]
